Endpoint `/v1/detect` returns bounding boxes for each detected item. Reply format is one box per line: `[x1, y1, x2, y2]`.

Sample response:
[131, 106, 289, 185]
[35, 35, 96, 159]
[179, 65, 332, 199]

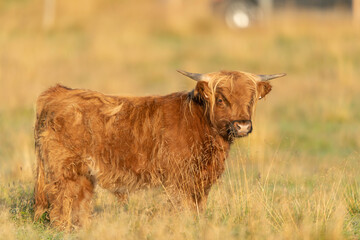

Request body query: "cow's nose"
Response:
[233, 120, 252, 135]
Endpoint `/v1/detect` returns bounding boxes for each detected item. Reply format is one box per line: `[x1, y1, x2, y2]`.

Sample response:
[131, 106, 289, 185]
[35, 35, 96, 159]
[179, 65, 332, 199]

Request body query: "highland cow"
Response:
[34, 70, 285, 230]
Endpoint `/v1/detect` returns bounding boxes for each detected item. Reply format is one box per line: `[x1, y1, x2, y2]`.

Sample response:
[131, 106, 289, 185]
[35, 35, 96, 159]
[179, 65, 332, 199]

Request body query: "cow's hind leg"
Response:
[44, 143, 95, 230]
[48, 175, 94, 230]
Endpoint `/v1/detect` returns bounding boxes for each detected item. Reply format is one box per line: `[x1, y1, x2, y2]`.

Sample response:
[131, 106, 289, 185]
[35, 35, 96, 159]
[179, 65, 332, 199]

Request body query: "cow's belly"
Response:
[87, 155, 163, 194]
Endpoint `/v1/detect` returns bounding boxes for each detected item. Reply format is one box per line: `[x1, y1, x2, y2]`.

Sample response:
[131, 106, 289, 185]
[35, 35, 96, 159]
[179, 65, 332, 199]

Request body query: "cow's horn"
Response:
[257, 73, 286, 81]
[177, 70, 208, 81]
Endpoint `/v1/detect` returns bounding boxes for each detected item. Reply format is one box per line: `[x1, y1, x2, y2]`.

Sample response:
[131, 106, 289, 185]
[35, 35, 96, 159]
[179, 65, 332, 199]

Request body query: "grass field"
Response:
[0, 0, 360, 239]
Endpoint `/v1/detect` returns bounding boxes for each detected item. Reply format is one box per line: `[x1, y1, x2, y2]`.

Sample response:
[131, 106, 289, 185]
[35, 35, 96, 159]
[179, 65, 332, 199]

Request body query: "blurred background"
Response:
[1, 0, 359, 177]
[0, 0, 360, 238]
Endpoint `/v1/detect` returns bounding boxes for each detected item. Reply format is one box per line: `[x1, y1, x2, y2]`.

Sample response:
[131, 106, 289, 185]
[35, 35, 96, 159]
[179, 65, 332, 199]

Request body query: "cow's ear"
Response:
[194, 81, 211, 102]
[257, 82, 272, 100]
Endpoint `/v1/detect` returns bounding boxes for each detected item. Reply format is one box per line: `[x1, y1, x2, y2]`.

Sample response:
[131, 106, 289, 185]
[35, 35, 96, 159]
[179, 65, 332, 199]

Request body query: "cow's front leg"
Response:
[113, 191, 129, 205]
[189, 184, 212, 212]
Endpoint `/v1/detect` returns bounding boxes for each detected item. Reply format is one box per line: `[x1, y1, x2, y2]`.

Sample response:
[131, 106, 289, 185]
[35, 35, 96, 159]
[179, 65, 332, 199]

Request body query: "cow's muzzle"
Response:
[229, 120, 252, 138]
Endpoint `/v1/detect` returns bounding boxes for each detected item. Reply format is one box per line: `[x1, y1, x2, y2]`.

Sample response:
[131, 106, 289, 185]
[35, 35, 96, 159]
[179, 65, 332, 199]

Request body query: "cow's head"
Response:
[178, 70, 285, 141]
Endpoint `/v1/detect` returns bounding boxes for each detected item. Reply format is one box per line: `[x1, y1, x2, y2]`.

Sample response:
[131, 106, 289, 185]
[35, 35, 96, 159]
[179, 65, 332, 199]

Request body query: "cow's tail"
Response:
[34, 140, 48, 221]
[34, 93, 50, 221]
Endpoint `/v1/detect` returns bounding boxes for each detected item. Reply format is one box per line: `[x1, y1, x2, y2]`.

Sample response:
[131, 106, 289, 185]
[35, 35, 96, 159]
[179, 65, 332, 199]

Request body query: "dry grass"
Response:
[0, 0, 359, 239]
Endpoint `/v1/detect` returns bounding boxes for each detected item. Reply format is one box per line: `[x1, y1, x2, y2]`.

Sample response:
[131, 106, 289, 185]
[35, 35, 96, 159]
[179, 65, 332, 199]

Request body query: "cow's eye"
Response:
[217, 98, 224, 104]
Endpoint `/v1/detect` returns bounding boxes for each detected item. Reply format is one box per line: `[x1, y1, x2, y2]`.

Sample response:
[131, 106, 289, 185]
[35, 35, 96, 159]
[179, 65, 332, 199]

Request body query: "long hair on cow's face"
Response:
[192, 71, 272, 139]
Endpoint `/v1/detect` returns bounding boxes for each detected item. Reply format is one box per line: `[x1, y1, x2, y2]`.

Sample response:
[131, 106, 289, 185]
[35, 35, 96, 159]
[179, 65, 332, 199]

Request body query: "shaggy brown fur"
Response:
[34, 70, 273, 230]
